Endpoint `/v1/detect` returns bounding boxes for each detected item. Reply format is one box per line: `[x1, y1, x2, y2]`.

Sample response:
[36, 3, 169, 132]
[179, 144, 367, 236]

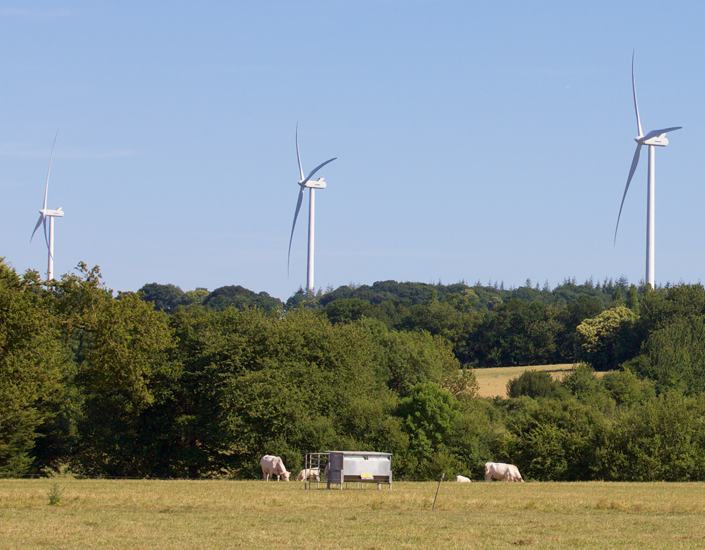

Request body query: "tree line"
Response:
[4, 259, 705, 481]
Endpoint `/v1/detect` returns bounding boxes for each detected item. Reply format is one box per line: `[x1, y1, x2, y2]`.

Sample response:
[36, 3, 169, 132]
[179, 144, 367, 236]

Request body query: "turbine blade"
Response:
[632, 51, 643, 137]
[43, 217, 50, 252]
[302, 157, 337, 186]
[287, 187, 305, 277]
[30, 214, 44, 243]
[615, 143, 642, 245]
[642, 127, 682, 140]
[296, 122, 304, 181]
[43, 130, 59, 210]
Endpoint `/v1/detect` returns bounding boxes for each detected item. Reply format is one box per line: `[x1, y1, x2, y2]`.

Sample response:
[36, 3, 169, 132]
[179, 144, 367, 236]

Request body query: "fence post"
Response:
[432, 472, 445, 510]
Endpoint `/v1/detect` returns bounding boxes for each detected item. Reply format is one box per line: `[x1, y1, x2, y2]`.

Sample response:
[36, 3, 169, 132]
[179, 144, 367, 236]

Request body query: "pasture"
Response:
[475, 364, 576, 398]
[2, 479, 705, 549]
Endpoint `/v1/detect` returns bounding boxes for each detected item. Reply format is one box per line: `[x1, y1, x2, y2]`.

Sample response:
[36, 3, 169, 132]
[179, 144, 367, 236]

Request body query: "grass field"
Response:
[474, 364, 577, 398]
[2, 478, 705, 549]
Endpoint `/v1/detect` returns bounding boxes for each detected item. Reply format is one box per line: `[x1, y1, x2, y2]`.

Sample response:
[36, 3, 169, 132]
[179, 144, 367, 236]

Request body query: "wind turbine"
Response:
[287, 124, 336, 294]
[30, 131, 64, 281]
[614, 52, 681, 288]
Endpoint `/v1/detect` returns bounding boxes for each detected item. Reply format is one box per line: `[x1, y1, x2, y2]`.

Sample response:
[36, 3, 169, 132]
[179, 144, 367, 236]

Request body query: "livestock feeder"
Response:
[304, 451, 392, 490]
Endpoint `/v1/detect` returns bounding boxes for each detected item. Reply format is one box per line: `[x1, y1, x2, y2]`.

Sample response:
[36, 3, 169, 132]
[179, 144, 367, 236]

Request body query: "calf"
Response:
[295, 468, 320, 482]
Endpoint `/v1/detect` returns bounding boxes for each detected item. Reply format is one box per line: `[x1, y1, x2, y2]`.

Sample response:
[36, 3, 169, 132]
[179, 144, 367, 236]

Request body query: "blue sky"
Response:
[2, 1, 704, 300]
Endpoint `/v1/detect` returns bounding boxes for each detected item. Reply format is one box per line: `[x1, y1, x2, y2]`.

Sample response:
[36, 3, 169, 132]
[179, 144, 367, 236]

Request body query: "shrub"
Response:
[507, 371, 570, 400]
[595, 394, 705, 481]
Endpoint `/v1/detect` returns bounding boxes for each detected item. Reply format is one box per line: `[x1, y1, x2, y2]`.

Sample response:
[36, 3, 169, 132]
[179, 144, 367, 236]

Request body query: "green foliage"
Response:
[470, 299, 561, 367]
[323, 298, 374, 324]
[595, 394, 705, 481]
[506, 370, 570, 400]
[626, 284, 640, 313]
[601, 369, 655, 407]
[395, 383, 460, 479]
[396, 300, 479, 366]
[0, 260, 66, 476]
[8, 261, 705, 483]
[560, 363, 615, 414]
[138, 283, 184, 314]
[637, 283, 705, 336]
[202, 285, 283, 313]
[51, 267, 176, 477]
[46, 482, 64, 505]
[554, 295, 603, 363]
[505, 398, 606, 481]
[575, 306, 640, 370]
[627, 316, 705, 395]
[375, 329, 461, 397]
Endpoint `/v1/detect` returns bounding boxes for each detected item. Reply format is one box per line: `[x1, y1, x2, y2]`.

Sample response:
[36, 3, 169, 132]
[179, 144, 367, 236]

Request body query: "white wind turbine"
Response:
[30, 131, 64, 281]
[614, 52, 681, 288]
[287, 124, 336, 294]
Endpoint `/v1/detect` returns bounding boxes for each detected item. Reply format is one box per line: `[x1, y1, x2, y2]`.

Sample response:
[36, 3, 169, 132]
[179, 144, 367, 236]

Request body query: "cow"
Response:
[455, 475, 472, 483]
[260, 455, 290, 481]
[295, 468, 320, 482]
[484, 462, 524, 482]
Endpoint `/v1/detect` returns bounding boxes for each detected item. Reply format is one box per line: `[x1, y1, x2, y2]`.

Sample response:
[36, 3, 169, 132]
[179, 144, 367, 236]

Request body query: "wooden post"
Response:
[432, 472, 445, 510]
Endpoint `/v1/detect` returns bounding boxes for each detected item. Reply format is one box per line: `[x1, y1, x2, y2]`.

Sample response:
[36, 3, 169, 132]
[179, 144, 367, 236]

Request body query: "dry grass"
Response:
[474, 364, 576, 398]
[2, 479, 705, 549]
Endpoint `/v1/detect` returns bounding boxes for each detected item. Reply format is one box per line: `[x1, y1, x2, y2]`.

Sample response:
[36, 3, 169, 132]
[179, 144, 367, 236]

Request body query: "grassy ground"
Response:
[2, 479, 705, 549]
[474, 364, 576, 398]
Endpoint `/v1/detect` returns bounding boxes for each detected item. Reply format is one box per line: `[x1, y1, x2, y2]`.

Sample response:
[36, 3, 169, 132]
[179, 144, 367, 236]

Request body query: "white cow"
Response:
[484, 462, 524, 482]
[295, 468, 320, 482]
[260, 455, 290, 481]
[455, 475, 472, 483]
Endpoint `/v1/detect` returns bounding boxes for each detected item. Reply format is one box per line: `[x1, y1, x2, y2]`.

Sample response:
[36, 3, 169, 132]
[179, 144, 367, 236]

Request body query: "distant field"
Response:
[474, 364, 576, 398]
[2, 478, 705, 549]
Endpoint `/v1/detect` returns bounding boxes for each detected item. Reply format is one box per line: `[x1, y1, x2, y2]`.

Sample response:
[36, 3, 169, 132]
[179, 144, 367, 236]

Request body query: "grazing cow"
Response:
[455, 475, 472, 483]
[484, 462, 524, 482]
[295, 468, 320, 482]
[260, 455, 290, 481]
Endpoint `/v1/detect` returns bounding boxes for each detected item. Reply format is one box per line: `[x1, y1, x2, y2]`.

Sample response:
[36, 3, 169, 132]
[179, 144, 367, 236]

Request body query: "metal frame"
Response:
[304, 451, 392, 490]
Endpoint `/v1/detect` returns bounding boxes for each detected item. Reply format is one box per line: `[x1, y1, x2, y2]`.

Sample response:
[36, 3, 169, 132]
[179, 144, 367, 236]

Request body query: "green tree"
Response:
[595, 394, 705, 481]
[396, 300, 479, 365]
[138, 283, 184, 314]
[52, 268, 176, 477]
[505, 398, 606, 481]
[601, 368, 655, 407]
[203, 285, 283, 313]
[627, 315, 705, 395]
[395, 383, 460, 479]
[626, 284, 640, 314]
[575, 306, 640, 370]
[323, 298, 374, 324]
[0, 261, 66, 475]
[470, 299, 561, 367]
[554, 295, 603, 363]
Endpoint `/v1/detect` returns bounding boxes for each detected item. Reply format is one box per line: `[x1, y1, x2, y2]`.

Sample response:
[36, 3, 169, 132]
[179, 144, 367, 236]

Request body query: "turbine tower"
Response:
[614, 52, 681, 288]
[30, 131, 64, 281]
[287, 124, 336, 294]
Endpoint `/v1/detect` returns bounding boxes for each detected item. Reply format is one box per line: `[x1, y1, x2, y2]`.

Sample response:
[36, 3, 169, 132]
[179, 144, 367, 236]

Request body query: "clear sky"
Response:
[2, 1, 704, 301]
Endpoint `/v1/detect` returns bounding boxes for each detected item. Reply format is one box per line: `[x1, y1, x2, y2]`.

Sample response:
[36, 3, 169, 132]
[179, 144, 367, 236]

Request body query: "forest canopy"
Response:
[3, 259, 705, 482]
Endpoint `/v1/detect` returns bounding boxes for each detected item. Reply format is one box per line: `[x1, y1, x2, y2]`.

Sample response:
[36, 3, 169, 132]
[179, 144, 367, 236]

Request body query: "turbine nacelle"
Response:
[638, 135, 669, 147]
[301, 177, 327, 189]
[636, 127, 681, 147]
[39, 207, 64, 217]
